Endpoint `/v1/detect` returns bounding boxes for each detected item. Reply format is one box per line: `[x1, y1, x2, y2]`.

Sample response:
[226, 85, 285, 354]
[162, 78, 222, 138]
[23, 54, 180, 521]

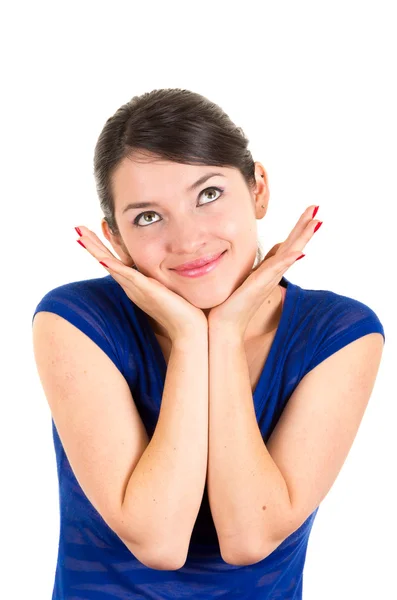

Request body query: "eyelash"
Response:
[132, 186, 225, 228]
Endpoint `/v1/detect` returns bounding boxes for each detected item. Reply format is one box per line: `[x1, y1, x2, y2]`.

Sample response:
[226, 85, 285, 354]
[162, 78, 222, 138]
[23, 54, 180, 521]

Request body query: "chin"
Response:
[178, 282, 237, 310]
[165, 253, 254, 306]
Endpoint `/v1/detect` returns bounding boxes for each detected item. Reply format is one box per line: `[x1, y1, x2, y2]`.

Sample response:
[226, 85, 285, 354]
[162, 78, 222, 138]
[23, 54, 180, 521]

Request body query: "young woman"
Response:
[32, 88, 385, 599]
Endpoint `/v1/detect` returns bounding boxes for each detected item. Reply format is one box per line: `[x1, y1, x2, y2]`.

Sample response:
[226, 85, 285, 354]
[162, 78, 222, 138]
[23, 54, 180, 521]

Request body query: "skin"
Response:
[101, 152, 283, 342]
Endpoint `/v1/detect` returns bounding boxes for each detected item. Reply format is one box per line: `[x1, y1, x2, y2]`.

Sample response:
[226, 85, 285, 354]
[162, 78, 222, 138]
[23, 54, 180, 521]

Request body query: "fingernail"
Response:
[99, 261, 108, 268]
[77, 239, 86, 249]
[314, 221, 323, 233]
[312, 206, 319, 219]
[296, 254, 305, 261]
[75, 226, 82, 236]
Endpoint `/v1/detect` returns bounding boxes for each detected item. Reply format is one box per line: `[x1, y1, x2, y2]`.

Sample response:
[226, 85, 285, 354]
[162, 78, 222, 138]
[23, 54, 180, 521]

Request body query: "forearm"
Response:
[207, 327, 292, 563]
[121, 331, 208, 562]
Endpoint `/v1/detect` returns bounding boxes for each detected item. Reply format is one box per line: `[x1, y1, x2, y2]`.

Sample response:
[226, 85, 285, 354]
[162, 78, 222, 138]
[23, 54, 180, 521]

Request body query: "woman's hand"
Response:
[207, 205, 322, 338]
[75, 226, 208, 342]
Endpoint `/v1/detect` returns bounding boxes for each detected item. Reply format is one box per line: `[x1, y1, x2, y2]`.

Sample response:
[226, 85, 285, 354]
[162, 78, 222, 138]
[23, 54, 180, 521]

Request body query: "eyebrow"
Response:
[121, 172, 226, 214]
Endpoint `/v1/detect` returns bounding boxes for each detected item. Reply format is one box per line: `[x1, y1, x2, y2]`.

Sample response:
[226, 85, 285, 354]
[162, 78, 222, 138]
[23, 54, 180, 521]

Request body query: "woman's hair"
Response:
[93, 88, 264, 267]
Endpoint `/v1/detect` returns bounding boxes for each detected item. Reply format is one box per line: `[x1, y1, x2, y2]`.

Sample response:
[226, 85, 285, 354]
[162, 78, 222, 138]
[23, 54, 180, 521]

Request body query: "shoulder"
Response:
[297, 281, 384, 335]
[34, 274, 122, 308]
[32, 274, 135, 330]
[284, 278, 385, 374]
[32, 275, 134, 373]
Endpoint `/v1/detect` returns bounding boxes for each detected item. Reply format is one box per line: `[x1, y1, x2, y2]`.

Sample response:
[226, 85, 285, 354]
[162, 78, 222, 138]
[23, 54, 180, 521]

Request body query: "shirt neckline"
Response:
[252, 276, 299, 412]
[140, 276, 299, 411]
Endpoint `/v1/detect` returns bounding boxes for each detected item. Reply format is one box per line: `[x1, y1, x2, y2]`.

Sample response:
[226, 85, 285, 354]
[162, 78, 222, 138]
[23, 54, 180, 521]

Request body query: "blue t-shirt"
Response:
[32, 274, 385, 599]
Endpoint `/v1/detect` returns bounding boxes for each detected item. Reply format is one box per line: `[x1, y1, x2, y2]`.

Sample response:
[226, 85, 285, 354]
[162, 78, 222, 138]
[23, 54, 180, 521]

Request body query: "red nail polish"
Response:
[296, 253, 305, 261]
[77, 239, 86, 249]
[314, 221, 323, 233]
[99, 261, 108, 268]
[75, 226, 82, 236]
[312, 206, 319, 219]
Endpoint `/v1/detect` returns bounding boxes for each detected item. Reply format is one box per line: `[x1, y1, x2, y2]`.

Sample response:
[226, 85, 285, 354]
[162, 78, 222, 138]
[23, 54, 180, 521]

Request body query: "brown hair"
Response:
[93, 87, 264, 266]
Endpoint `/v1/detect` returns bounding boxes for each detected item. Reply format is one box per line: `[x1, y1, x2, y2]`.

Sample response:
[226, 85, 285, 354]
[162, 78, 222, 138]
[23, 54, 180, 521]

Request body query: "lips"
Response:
[172, 251, 225, 271]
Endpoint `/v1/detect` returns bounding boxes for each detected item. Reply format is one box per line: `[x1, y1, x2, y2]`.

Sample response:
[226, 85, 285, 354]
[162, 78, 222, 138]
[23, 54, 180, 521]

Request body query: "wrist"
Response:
[208, 321, 243, 345]
[171, 321, 208, 346]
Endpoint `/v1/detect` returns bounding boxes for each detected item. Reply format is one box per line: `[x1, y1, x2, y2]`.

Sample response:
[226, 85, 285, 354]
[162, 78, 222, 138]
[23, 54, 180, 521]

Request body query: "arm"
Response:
[122, 332, 209, 569]
[207, 329, 292, 566]
[32, 312, 208, 571]
[207, 327, 384, 566]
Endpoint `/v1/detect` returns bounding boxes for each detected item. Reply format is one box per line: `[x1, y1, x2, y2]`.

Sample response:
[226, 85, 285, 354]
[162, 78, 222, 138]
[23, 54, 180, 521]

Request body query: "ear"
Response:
[101, 219, 135, 268]
[253, 162, 270, 217]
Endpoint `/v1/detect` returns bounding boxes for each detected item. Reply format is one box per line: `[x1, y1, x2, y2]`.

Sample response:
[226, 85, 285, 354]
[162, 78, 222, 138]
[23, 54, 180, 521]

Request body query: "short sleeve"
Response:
[32, 279, 125, 374]
[304, 294, 385, 375]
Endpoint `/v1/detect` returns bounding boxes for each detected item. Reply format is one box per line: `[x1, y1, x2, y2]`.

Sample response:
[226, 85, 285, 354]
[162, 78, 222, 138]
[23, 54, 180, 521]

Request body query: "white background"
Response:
[1, 1, 395, 597]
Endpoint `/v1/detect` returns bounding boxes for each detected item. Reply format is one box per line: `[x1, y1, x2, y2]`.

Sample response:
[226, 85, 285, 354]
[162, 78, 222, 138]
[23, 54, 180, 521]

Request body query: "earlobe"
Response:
[101, 218, 113, 244]
[253, 164, 269, 196]
[253, 169, 269, 217]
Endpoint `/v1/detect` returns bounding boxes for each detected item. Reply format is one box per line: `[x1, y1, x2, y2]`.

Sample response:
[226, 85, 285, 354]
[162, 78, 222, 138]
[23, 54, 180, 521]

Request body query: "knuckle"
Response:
[288, 251, 299, 263]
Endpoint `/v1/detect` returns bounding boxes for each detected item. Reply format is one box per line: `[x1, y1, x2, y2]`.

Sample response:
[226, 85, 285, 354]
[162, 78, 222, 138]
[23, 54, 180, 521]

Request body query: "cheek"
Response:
[219, 216, 242, 239]
[221, 216, 256, 246]
[127, 243, 161, 273]
[224, 218, 258, 267]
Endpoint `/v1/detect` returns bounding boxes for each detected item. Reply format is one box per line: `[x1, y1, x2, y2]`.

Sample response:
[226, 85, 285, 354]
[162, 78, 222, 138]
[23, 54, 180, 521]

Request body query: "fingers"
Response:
[263, 242, 282, 261]
[288, 212, 322, 255]
[264, 251, 305, 294]
[272, 215, 320, 280]
[251, 245, 303, 286]
[280, 205, 321, 253]
[75, 225, 136, 280]
[76, 225, 115, 257]
[257, 205, 322, 275]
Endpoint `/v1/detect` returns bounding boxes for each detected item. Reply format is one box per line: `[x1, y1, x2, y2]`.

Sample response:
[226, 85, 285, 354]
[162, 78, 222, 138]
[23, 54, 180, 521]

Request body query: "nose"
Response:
[168, 213, 209, 254]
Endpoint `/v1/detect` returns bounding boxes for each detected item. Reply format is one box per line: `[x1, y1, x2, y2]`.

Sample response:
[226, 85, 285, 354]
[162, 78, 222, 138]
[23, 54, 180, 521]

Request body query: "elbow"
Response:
[220, 536, 285, 567]
[138, 526, 190, 570]
[219, 500, 298, 566]
[118, 532, 187, 571]
[142, 553, 186, 571]
[219, 539, 259, 567]
[143, 544, 188, 571]
[113, 510, 191, 570]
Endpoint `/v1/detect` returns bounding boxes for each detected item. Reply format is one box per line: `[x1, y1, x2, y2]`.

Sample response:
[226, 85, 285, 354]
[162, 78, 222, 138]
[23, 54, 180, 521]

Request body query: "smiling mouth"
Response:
[172, 250, 226, 272]
[171, 250, 227, 278]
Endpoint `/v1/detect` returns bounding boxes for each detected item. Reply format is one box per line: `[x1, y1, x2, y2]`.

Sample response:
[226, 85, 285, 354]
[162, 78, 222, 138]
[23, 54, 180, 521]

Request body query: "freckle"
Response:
[262, 505, 267, 510]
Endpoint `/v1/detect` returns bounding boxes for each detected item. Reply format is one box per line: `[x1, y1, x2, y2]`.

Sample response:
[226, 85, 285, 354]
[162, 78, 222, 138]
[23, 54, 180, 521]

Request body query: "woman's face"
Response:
[104, 154, 269, 311]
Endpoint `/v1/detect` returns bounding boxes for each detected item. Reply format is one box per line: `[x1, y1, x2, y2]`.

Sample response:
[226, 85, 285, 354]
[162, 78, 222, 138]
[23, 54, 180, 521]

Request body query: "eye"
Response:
[199, 186, 224, 204]
[132, 186, 224, 228]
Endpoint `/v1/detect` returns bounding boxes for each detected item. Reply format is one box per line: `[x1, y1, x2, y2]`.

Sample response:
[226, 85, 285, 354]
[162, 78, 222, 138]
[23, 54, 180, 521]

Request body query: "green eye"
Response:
[132, 186, 224, 228]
